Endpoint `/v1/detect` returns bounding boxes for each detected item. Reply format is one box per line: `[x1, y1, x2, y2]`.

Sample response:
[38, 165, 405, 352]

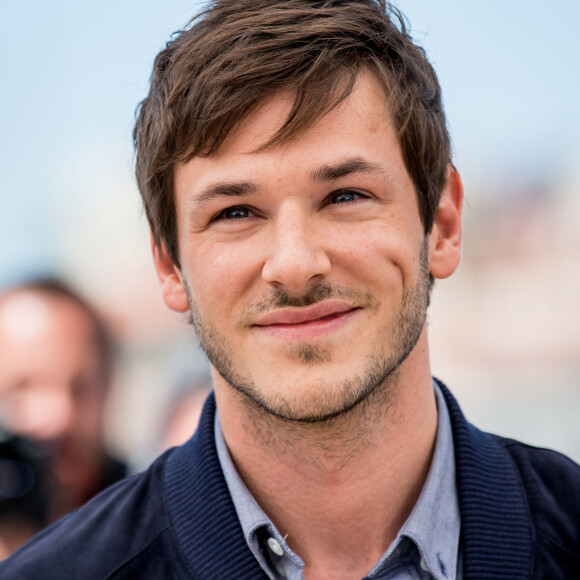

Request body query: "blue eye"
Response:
[219, 205, 251, 219]
[330, 190, 362, 204]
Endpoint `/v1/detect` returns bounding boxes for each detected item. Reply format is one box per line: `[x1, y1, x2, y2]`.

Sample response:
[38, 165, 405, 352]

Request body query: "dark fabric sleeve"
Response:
[0, 451, 192, 579]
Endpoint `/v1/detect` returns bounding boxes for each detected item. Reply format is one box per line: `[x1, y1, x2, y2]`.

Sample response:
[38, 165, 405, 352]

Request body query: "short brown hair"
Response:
[134, 0, 451, 267]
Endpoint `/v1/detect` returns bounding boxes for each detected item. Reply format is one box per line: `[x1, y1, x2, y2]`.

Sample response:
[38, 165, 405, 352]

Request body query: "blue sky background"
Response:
[1, 0, 579, 284]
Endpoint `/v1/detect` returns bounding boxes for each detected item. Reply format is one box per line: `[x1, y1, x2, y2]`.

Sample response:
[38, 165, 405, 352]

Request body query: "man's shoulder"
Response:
[495, 436, 580, 573]
[438, 380, 580, 576]
[498, 437, 580, 537]
[498, 435, 580, 483]
[0, 450, 191, 579]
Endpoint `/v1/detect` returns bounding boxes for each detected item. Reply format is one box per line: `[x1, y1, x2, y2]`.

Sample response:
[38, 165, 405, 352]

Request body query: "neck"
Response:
[215, 332, 438, 578]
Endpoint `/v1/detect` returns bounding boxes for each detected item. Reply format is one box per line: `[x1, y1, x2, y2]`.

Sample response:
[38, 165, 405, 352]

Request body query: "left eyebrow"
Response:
[310, 157, 387, 182]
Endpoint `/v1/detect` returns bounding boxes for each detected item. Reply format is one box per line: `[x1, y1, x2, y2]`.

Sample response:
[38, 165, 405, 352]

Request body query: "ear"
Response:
[428, 165, 463, 280]
[151, 233, 189, 313]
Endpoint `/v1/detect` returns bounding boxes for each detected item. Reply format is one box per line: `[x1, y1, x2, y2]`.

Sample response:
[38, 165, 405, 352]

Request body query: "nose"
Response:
[261, 207, 331, 294]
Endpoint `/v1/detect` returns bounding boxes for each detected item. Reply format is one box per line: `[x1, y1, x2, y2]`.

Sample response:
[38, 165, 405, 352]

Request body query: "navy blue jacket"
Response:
[1, 382, 579, 579]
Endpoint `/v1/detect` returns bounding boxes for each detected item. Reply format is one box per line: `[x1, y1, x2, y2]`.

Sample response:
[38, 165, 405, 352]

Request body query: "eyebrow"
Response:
[194, 181, 258, 206]
[310, 157, 387, 182]
[191, 157, 387, 208]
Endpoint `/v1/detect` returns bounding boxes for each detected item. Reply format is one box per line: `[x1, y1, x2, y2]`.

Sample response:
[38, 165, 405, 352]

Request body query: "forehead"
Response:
[174, 70, 399, 197]
[0, 292, 103, 385]
[223, 69, 391, 156]
[0, 292, 94, 341]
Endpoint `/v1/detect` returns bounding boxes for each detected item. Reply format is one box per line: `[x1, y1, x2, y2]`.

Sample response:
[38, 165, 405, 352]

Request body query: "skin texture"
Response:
[154, 69, 463, 579]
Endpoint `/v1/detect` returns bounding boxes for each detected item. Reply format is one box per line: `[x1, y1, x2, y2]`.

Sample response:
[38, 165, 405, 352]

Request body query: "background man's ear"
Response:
[428, 165, 463, 280]
[151, 234, 189, 313]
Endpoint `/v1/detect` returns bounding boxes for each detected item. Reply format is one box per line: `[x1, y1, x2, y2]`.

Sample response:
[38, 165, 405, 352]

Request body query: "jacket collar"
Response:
[165, 383, 533, 579]
[437, 379, 533, 579]
[164, 393, 267, 579]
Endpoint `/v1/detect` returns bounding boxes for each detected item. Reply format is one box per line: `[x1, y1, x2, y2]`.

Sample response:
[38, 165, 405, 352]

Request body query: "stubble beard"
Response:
[185, 240, 432, 424]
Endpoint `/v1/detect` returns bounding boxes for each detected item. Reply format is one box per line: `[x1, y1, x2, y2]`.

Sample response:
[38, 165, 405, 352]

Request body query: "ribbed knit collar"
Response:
[436, 379, 533, 578]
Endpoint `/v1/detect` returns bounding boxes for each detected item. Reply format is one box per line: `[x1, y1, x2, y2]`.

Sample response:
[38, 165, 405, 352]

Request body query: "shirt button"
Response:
[419, 556, 430, 572]
[267, 537, 285, 557]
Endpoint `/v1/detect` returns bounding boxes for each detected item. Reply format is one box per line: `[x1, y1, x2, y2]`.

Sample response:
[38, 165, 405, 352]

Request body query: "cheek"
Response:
[75, 397, 105, 436]
[186, 240, 261, 313]
[331, 221, 418, 286]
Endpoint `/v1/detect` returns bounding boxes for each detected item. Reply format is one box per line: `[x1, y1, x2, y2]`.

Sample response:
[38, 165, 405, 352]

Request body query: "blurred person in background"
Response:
[158, 377, 213, 452]
[2, 0, 579, 578]
[0, 279, 127, 536]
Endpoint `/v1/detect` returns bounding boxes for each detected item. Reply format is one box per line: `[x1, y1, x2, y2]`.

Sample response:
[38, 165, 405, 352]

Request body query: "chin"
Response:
[231, 354, 393, 424]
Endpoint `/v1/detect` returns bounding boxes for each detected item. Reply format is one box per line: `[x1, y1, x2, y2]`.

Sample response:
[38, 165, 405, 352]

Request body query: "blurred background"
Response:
[0, 0, 578, 479]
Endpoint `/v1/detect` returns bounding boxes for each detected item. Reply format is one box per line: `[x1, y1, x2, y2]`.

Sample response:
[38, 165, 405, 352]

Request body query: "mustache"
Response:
[255, 284, 335, 310]
[235, 283, 380, 328]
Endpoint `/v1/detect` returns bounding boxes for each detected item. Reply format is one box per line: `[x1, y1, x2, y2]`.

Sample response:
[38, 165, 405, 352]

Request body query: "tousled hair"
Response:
[134, 0, 451, 267]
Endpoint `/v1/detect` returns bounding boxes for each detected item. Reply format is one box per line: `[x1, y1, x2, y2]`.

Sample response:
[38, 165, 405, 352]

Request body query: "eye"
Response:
[328, 189, 366, 204]
[215, 205, 253, 220]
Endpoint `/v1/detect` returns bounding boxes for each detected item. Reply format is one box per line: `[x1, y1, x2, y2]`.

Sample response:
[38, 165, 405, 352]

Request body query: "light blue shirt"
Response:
[215, 381, 461, 579]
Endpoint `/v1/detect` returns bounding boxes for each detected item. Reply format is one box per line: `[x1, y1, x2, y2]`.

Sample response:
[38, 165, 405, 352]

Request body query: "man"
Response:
[0, 279, 126, 547]
[1, 1, 579, 578]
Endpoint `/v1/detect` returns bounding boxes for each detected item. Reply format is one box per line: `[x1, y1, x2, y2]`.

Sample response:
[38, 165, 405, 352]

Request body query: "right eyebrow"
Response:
[193, 181, 258, 207]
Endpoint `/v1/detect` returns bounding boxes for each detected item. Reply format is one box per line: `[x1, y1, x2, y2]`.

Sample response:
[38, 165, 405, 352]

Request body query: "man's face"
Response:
[159, 71, 446, 422]
[0, 293, 108, 449]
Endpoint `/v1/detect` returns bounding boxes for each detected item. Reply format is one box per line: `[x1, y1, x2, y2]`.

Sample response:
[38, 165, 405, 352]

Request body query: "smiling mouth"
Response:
[263, 310, 354, 326]
[254, 304, 359, 339]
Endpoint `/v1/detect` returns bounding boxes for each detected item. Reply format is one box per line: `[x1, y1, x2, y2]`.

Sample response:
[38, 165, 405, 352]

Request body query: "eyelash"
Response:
[214, 205, 253, 221]
[328, 189, 366, 204]
[212, 189, 367, 222]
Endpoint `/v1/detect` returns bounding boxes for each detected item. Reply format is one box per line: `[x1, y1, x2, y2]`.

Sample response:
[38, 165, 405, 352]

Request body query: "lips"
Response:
[254, 302, 356, 327]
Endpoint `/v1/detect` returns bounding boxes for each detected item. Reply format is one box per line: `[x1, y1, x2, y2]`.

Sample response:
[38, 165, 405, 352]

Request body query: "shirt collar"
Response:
[215, 413, 303, 578]
[215, 380, 460, 580]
